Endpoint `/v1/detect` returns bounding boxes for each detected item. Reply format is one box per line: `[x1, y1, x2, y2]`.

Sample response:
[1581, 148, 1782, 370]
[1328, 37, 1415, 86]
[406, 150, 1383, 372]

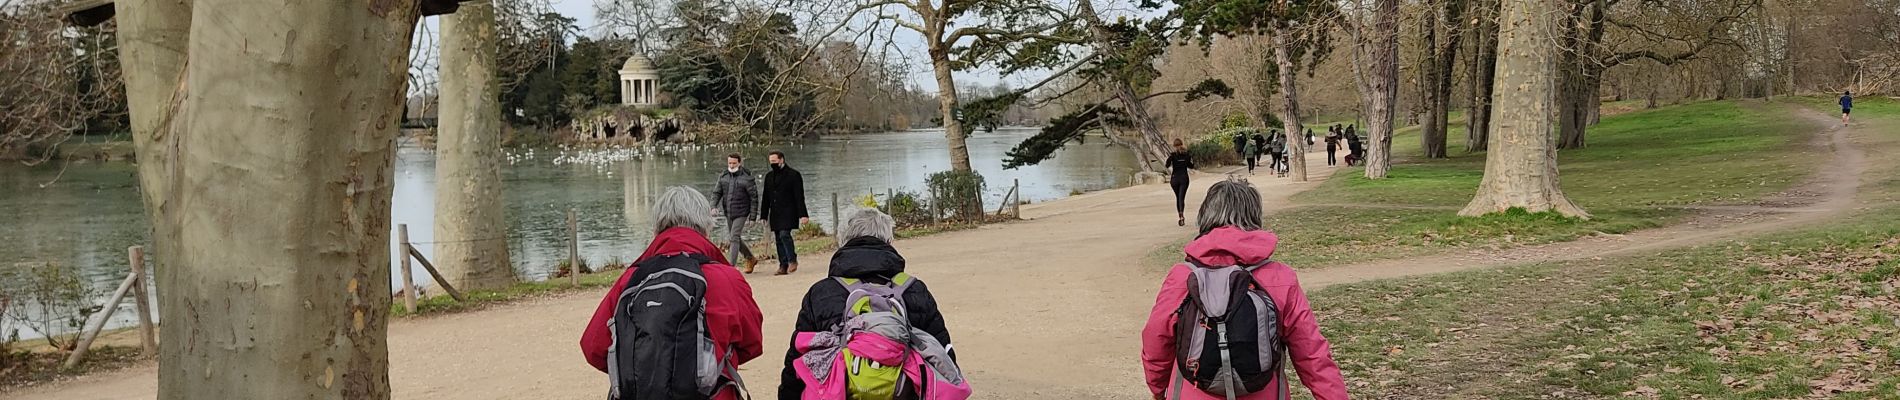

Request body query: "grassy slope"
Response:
[1262, 100, 1816, 268]
[1296, 97, 1900, 399]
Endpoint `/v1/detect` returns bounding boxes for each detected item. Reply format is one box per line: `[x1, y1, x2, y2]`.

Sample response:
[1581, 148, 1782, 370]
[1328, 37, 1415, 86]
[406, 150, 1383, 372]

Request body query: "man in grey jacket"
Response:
[712, 153, 761, 273]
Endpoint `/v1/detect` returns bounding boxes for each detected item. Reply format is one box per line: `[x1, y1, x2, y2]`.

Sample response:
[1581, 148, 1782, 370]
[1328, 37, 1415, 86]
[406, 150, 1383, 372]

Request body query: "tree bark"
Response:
[117, 0, 193, 319]
[1271, 26, 1309, 182]
[1556, 0, 1606, 150]
[1460, 0, 1589, 218]
[928, 48, 971, 171]
[153, 1, 420, 398]
[1464, 0, 1498, 152]
[1364, 0, 1400, 179]
[1418, 7, 1440, 157]
[1428, 0, 1463, 157]
[436, 0, 515, 291]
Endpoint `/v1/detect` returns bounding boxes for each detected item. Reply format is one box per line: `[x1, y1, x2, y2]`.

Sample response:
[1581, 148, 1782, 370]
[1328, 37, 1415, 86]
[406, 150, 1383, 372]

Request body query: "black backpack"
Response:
[609, 253, 746, 400]
[1170, 260, 1288, 400]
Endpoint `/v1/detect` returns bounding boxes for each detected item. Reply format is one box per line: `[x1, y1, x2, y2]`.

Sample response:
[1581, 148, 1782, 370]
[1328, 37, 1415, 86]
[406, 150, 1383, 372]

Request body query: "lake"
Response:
[0, 127, 1138, 337]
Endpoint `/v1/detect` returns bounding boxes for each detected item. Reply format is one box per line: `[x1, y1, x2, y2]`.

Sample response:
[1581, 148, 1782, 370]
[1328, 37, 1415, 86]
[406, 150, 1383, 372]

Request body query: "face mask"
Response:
[728, 167, 740, 173]
[771, 162, 784, 170]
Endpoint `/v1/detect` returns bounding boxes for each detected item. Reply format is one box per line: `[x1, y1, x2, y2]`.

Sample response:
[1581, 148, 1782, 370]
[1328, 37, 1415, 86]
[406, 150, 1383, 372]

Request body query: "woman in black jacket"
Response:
[1163, 138, 1195, 226]
[778, 209, 954, 399]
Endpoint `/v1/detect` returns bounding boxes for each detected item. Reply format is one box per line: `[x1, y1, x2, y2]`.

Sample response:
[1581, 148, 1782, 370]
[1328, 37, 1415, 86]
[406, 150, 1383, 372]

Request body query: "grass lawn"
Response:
[1281, 97, 1900, 399]
[1259, 100, 1820, 268]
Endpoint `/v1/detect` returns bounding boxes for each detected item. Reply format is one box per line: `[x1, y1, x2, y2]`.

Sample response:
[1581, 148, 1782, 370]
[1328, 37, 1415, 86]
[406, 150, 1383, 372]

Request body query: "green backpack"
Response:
[838, 273, 915, 400]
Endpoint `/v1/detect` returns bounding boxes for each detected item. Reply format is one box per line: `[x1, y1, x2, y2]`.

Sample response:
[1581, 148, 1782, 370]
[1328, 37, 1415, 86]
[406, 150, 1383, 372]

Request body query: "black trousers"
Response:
[1171, 178, 1189, 215]
[1246, 154, 1257, 171]
[1327, 146, 1337, 166]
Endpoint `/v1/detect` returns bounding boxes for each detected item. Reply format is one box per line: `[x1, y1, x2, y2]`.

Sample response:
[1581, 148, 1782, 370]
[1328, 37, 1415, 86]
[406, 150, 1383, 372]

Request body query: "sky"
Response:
[540, 0, 1047, 94]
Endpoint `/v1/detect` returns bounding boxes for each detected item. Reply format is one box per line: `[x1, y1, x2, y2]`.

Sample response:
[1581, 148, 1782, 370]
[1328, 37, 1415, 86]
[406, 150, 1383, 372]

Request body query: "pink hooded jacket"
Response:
[1140, 227, 1350, 400]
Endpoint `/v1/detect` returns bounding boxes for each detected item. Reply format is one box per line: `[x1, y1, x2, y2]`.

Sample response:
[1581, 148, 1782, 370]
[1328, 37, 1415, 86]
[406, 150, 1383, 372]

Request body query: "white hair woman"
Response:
[1139, 179, 1350, 400]
[777, 208, 960, 397]
[579, 187, 764, 399]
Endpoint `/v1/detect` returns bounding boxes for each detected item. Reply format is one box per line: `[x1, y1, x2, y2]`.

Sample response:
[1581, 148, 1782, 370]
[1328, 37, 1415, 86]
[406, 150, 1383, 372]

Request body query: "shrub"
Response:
[887, 191, 933, 226]
[0, 262, 100, 350]
[795, 221, 827, 239]
[926, 170, 987, 221]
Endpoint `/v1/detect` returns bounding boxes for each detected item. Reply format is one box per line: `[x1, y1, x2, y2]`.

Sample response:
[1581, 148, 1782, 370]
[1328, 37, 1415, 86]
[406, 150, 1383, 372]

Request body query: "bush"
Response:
[926, 170, 987, 221]
[0, 263, 100, 350]
[795, 221, 827, 239]
[887, 191, 933, 226]
[1188, 139, 1236, 167]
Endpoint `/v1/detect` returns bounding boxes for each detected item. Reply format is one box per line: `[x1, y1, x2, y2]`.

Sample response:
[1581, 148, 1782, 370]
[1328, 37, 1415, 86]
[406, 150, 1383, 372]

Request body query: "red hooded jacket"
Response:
[1141, 227, 1350, 400]
[580, 227, 765, 399]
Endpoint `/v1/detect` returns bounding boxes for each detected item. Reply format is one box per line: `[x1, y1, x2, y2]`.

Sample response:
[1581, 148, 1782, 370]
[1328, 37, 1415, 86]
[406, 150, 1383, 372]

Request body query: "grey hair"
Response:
[652, 186, 717, 236]
[1197, 179, 1264, 236]
[838, 208, 896, 244]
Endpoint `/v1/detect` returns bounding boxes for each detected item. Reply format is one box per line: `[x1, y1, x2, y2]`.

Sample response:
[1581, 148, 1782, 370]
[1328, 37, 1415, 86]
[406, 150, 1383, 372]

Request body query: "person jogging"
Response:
[1841, 91, 1854, 124]
[1164, 139, 1195, 227]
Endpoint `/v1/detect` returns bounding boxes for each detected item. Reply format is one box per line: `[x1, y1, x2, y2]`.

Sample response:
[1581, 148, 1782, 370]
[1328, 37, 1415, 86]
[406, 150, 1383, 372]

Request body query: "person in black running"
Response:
[1841, 91, 1854, 124]
[1164, 138, 1195, 226]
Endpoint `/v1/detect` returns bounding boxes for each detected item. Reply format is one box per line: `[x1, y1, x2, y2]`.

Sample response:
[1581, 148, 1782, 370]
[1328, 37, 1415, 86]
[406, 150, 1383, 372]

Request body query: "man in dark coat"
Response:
[777, 209, 954, 399]
[759, 150, 810, 275]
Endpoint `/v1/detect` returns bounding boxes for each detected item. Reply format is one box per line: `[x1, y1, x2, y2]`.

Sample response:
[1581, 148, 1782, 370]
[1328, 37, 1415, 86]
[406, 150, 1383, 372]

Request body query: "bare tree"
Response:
[1463, 0, 1499, 152]
[1461, 0, 1589, 218]
[1, 1, 125, 165]
[1418, 0, 1464, 158]
[1344, 0, 1400, 178]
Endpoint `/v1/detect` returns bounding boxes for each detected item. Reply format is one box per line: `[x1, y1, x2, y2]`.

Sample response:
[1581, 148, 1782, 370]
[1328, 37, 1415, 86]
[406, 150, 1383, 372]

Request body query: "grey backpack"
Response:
[1170, 260, 1288, 400]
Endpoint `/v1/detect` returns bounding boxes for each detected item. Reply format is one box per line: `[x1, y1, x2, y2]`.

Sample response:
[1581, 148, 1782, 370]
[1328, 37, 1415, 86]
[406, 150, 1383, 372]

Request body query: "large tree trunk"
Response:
[153, 1, 420, 398]
[1460, 0, 1588, 218]
[928, 48, 971, 172]
[436, 0, 515, 291]
[118, 0, 193, 273]
[1464, 0, 1499, 152]
[1272, 26, 1309, 182]
[1364, 0, 1400, 178]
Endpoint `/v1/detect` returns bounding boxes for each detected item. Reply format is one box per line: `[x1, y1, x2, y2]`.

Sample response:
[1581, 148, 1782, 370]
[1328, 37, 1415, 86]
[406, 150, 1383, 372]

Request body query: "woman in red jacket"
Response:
[580, 186, 765, 400]
[1141, 179, 1350, 400]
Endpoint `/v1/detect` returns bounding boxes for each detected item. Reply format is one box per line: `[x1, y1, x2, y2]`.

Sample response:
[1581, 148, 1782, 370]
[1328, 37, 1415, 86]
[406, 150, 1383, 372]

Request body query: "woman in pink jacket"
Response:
[1141, 179, 1350, 400]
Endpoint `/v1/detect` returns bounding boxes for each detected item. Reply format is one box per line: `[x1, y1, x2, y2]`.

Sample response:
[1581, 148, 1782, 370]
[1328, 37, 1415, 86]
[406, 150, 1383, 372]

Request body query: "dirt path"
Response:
[11, 153, 1339, 400]
[16, 105, 1861, 400]
[1299, 105, 1865, 289]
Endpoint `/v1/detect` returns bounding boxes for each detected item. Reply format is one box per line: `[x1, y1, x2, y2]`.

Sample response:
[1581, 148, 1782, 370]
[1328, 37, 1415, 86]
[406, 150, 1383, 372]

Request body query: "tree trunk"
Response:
[436, 0, 515, 291]
[1464, 0, 1498, 152]
[1418, 7, 1441, 158]
[1364, 0, 1400, 178]
[117, 0, 193, 274]
[1460, 0, 1588, 218]
[1556, 0, 1605, 150]
[1272, 26, 1309, 182]
[154, 1, 419, 398]
[1427, 0, 1465, 158]
[928, 48, 971, 171]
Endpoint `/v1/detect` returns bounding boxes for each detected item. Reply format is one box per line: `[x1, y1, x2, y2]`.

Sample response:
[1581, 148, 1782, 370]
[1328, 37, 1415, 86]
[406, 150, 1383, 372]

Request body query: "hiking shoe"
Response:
[773, 267, 788, 276]
[742, 259, 757, 274]
[787, 262, 799, 274]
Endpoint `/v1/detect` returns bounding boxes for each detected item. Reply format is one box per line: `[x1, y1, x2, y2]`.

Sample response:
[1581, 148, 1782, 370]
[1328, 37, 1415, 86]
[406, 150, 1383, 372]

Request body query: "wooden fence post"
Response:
[885, 188, 894, 215]
[1013, 178, 1022, 218]
[568, 207, 580, 286]
[830, 192, 839, 240]
[128, 246, 156, 356]
[408, 247, 466, 302]
[64, 271, 138, 369]
[397, 224, 417, 313]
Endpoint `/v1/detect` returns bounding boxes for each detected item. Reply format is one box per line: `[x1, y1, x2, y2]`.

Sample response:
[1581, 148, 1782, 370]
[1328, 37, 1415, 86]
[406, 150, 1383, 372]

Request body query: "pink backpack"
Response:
[789, 274, 971, 400]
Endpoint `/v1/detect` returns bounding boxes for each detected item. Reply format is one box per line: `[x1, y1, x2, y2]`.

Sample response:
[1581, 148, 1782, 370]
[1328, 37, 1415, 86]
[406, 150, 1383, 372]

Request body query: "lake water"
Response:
[0, 128, 1137, 336]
